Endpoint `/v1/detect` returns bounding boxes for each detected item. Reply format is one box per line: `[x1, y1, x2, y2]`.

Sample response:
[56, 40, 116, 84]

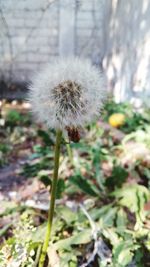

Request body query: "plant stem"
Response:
[66, 143, 74, 166]
[38, 129, 62, 267]
[34, 245, 42, 267]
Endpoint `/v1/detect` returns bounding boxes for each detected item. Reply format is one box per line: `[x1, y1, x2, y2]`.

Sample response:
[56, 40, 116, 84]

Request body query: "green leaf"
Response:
[0, 202, 25, 217]
[56, 179, 65, 199]
[69, 174, 99, 196]
[134, 248, 144, 267]
[54, 229, 91, 250]
[112, 184, 150, 213]
[103, 228, 121, 247]
[40, 175, 51, 187]
[32, 218, 65, 243]
[105, 165, 128, 189]
[99, 207, 118, 227]
[89, 204, 113, 220]
[91, 145, 105, 190]
[56, 206, 77, 224]
[116, 208, 127, 228]
[0, 223, 12, 237]
[112, 184, 150, 230]
[59, 251, 78, 267]
[113, 241, 134, 266]
[6, 110, 22, 126]
[37, 129, 54, 145]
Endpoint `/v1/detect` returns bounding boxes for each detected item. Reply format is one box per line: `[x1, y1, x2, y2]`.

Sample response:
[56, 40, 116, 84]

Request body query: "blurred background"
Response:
[0, 0, 150, 103]
[1, 2, 150, 266]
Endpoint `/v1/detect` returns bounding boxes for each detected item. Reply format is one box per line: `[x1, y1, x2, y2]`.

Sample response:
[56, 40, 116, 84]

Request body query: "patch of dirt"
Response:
[0, 162, 26, 193]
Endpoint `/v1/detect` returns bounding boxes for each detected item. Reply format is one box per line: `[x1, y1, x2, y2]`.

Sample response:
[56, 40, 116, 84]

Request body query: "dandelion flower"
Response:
[29, 58, 107, 130]
[29, 57, 107, 267]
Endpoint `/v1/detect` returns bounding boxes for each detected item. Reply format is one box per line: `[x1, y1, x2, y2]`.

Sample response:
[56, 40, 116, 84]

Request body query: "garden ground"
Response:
[0, 99, 150, 267]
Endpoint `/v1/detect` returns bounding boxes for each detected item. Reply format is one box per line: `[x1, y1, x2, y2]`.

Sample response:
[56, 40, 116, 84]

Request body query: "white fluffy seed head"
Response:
[29, 57, 107, 130]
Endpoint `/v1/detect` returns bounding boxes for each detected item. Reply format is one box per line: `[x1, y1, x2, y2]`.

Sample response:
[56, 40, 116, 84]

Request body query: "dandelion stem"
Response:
[38, 129, 62, 267]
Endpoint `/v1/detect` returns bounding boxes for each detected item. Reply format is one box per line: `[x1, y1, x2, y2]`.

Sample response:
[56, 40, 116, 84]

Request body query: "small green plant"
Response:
[0, 212, 37, 267]
[105, 164, 128, 189]
[0, 143, 11, 166]
[5, 110, 22, 126]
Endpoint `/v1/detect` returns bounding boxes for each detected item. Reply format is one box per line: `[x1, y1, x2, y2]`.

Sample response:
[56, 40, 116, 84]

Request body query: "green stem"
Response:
[34, 245, 42, 267]
[38, 129, 62, 267]
[66, 143, 74, 166]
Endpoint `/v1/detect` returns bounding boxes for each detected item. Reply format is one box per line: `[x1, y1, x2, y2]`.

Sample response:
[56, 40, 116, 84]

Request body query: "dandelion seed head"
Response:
[29, 57, 107, 130]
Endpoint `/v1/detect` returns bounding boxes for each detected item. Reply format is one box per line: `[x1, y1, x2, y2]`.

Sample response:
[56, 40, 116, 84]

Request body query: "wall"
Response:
[0, 0, 150, 103]
[102, 0, 150, 103]
[0, 0, 59, 84]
